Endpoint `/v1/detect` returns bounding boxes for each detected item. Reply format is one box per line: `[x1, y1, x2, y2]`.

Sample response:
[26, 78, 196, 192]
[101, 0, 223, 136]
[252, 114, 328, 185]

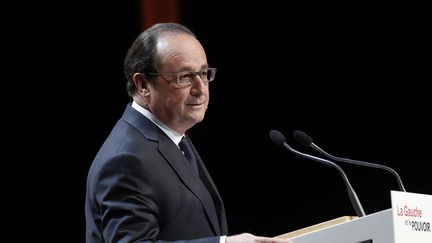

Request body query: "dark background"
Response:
[13, 1, 430, 242]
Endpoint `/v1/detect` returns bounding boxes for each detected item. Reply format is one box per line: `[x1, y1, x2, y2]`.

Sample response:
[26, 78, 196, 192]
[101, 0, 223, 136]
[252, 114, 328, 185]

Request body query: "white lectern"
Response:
[276, 191, 431, 243]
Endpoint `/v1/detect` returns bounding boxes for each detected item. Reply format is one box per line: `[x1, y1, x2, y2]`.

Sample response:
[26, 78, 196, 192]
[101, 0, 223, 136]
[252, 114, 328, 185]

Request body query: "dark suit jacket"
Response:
[86, 103, 228, 243]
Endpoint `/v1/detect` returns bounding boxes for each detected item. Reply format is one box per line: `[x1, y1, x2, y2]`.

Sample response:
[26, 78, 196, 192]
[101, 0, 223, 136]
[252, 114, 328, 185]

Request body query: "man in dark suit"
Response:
[85, 22, 291, 243]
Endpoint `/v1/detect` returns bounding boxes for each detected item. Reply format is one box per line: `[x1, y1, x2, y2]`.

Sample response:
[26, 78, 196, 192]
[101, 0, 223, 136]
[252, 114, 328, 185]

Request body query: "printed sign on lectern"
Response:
[391, 190, 432, 243]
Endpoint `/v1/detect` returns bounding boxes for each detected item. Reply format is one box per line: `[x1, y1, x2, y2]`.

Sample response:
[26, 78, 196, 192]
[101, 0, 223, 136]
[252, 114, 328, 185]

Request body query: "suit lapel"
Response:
[191, 141, 228, 234]
[158, 135, 221, 235]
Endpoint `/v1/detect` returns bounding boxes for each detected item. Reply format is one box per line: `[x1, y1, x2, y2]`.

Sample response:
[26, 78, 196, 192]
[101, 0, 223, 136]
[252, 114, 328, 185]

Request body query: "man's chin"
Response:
[188, 113, 205, 124]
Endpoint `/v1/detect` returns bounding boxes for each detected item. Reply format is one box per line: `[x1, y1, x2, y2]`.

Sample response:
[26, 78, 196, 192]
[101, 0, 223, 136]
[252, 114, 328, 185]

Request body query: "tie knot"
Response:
[179, 136, 199, 175]
[179, 137, 192, 154]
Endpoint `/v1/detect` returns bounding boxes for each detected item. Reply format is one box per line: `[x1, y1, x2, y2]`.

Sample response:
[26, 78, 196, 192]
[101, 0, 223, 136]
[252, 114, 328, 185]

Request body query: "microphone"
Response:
[293, 130, 406, 192]
[269, 130, 366, 217]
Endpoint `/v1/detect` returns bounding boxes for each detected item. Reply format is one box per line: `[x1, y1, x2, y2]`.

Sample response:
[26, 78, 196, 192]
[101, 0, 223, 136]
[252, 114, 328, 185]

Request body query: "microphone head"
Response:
[293, 130, 313, 147]
[269, 130, 287, 147]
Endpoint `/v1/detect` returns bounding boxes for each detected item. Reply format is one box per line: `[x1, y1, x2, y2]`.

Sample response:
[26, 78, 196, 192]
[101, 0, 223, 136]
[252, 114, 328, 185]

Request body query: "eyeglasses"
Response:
[148, 68, 216, 87]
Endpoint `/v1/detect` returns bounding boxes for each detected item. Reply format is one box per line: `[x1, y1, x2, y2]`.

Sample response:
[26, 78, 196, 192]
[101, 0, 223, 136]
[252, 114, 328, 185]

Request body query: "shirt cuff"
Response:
[220, 235, 226, 243]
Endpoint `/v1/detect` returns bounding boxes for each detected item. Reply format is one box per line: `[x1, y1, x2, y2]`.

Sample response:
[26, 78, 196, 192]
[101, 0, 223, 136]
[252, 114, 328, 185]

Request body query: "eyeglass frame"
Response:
[147, 67, 217, 87]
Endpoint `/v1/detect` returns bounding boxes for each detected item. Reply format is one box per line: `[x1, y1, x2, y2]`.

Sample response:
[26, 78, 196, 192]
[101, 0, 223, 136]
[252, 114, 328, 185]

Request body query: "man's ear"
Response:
[133, 73, 150, 95]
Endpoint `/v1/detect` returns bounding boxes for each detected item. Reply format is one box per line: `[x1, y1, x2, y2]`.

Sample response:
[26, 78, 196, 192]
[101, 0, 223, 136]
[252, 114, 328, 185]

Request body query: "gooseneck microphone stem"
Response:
[270, 130, 366, 217]
[311, 143, 406, 192]
[282, 142, 366, 217]
[293, 130, 406, 192]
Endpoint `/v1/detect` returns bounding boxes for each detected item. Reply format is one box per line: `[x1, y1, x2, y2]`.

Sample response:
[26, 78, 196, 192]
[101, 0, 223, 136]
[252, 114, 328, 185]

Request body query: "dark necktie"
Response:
[179, 136, 199, 175]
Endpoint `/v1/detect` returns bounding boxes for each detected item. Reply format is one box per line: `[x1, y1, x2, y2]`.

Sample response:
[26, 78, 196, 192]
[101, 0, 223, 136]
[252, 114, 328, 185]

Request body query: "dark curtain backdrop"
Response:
[180, 2, 431, 236]
[16, 1, 430, 242]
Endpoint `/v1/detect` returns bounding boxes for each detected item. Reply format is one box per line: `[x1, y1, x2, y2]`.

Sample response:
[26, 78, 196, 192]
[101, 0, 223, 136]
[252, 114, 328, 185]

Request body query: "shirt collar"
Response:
[131, 101, 184, 145]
